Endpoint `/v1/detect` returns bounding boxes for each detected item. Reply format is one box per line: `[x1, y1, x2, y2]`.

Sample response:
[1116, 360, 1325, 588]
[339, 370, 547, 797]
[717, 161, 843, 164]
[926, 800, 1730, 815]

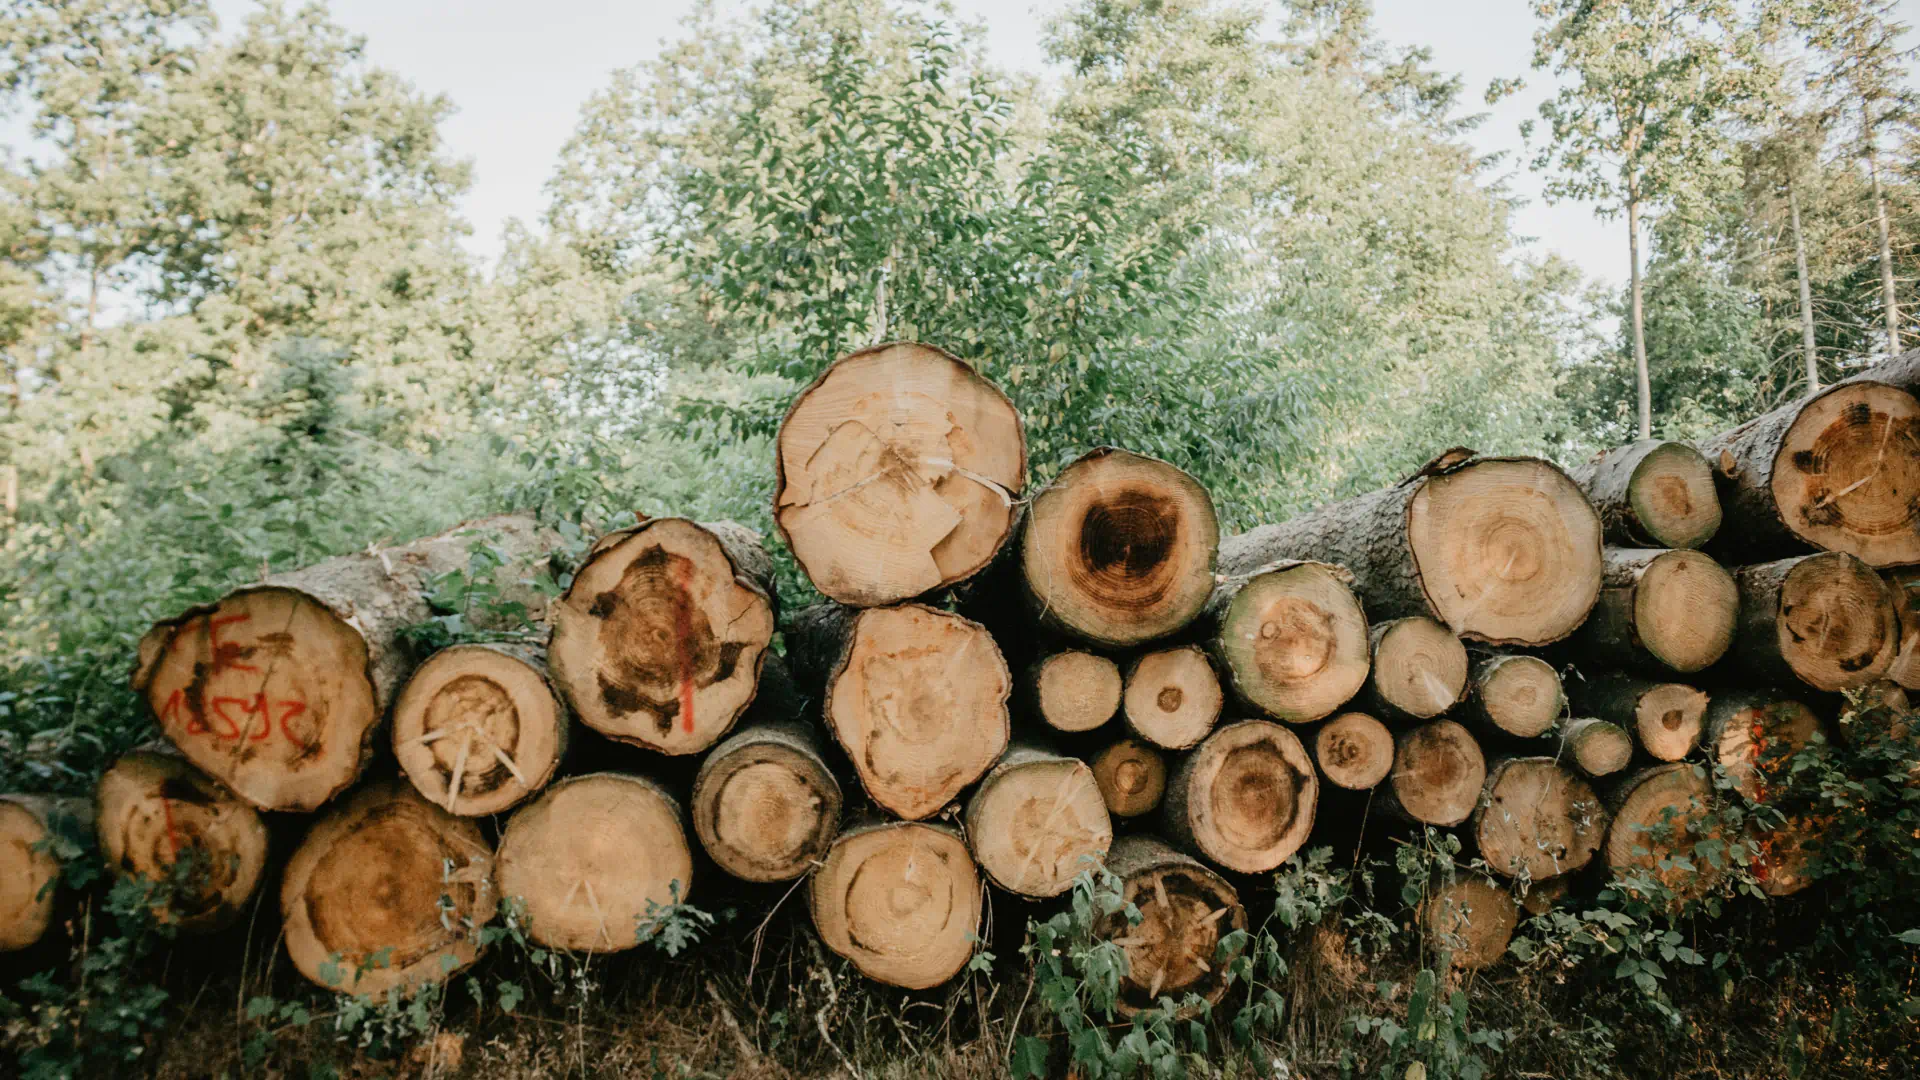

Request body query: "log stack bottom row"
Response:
[10, 340, 1920, 1008]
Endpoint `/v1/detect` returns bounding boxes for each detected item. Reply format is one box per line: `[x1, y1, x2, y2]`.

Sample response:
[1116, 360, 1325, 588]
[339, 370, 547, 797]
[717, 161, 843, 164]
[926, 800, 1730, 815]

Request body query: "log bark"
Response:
[1703, 691, 1822, 804]
[0, 795, 89, 952]
[964, 745, 1112, 897]
[1726, 553, 1899, 692]
[1461, 653, 1564, 740]
[1120, 645, 1223, 750]
[1025, 650, 1123, 733]
[1471, 757, 1608, 882]
[1203, 560, 1369, 724]
[1604, 763, 1723, 903]
[392, 642, 568, 816]
[1019, 447, 1218, 647]
[1381, 720, 1486, 827]
[1884, 568, 1920, 689]
[1313, 712, 1394, 791]
[809, 819, 983, 990]
[1567, 439, 1722, 550]
[281, 780, 496, 995]
[1418, 876, 1518, 971]
[1096, 836, 1246, 1014]
[95, 744, 269, 933]
[1565, 672, 1706, 762]
[1699, 377, 1920, 568]
[1560, 719, 1633, 779]
[787, 603, 1010, 820]
[1161, 720, 1317, 873]
[1090, 737, 1168, 818]
[549, 518, 775, 756]
[1218, 451, 1602, 646]
[773, 341, 1025, 607]
[495, 772, 694, 953]
[1358, 617, 1466, 723]
[1567, 548, 1738, 675]
[133, 514, 557, 812]
[692, 721, 843, 883]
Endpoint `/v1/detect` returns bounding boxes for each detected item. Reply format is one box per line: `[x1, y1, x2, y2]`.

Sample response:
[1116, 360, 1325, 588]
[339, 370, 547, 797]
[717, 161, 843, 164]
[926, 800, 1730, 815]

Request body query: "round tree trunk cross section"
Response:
[1021, 449, 1218, 646]
[1706, 694, 1822, 803]
[1098, 836, 1246, 1015]
[1031, 651, 1123, 733]
[96, 749, 269, 933]
[965, 748, 1113, 897]
[1090, 738, 1168, 817]
[0, 796, 71, 952]
[1570, 439, 1722, 549]
[1212, 562, 1369, 723]
[692, 724, 843, 883]
[1163, 721, 1317, 873]
[775, 342, 1026, 606]
[809, 821, 983, 990]
[1366, 617, 1466, 721]
[1314, 712, 1394, 790]
[1468, 655, 1564, 738]
[1768, 553, 1897, 691]
[1887, 568, 1920, 689]
[1606, 763, 1723, 902]
[281, 781, 496, 996]
[393, 645, 566, 816]
[1420, 877, 1518, 971]
[1767, 382, 1920, 566]
[1561, 719, 1634, 778]
[1473, 758, 1607, 882]
[1122, 646, 1223, 749]
[1387, 721, 1486, 827]
[1633, 550, 1740, 672]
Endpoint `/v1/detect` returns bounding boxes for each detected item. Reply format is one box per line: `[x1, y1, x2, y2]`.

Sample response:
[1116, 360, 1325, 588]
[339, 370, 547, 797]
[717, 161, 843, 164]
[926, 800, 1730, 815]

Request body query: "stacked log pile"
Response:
[10, 340, 1920, 995]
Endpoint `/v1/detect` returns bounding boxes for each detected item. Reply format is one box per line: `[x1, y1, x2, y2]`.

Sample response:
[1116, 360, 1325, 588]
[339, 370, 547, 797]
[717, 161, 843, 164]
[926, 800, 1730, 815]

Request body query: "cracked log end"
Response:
[1472, 654, 1564, 738]
[1388, 720, 1486, 827]
[1771, 381, 1920, 566]
[496, 773, 693, 953]
[1369, 617, 1466, 720]
[775, 342, 1025, 607]
[1474, 757, 1607, 882]
[1216, 563, 1369, 723]
[1122, 645, 1223, 749]
[965, 748, 1113, 897]
[393, 645, 566, 817]
[1098, 836, 1246, 1016]
[1419, 876, 1518, 971]
[1313, 712, 1393, 790]
[1605, 763, 1723, 904]
[1764, 552, 1899, 691]
[281, 781, 496, 996]
[1091, 737, 1168, 817]
[96, 749, 269, 933]
[1166, 720, 1317, 873]
[1031, 650, 1123, 732]
[809, 820, 982, 990]
[692, 726, 842, 883]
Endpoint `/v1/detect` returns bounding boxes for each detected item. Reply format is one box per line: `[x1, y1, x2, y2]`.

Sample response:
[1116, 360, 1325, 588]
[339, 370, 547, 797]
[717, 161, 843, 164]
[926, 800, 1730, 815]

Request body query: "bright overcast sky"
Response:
[211, 0, 1919, 289]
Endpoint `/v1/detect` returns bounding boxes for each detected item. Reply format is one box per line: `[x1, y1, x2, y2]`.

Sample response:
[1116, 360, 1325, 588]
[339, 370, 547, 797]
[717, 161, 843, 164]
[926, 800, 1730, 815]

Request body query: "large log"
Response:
[1703, 692, 1822, 804]
[1472, 757, 1608, 882]
[1418, 876, 1518, 971]
[1359, 617, 1466, 723]
[1560, 718, 1633, 779]
[1699, 377, 1920, 568]
[774, 341, 1025, 607]
[1313, 712, 1395, 791]
[0, 795, 88, 952]
[1096, 836, 1247, 1014]
[1461, 653, 1564, 740]
[95, 745, 269, 933]
[1567, 548, 1738, 674]
[1121, 645, 1224, 750]
[1019, 448, 1219, 647]
[1218, 451, 1602, 646]
[964, 746, 1112, 897]
[1161, 720, 1317, 873]
[281, 780, 496, 995]
[549, 518, 775, 756]
[1567, 439, 1722, 549]
[495, 773, 694, 952]
[392, 643, 568, 816]
[1381, 720, 1486, 827]
[691, 722, 843, 884]
[809, 820, 982, 990]
[133, 515, 556, 812]
[1204, 561, 1370, 724]
[1090, 737, 1168, 818]
[1025, 650, 1123, 733]
[1726, 553, 1899, 692]
[787, 603, 1010, 820]
[1604, 763, 1724, 903]
[1565, 672, 1706, 762]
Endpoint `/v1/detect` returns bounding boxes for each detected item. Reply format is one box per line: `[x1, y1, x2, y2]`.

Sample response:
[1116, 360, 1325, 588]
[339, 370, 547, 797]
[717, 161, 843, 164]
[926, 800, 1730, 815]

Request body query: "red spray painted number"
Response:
[162, 689, 311, 749]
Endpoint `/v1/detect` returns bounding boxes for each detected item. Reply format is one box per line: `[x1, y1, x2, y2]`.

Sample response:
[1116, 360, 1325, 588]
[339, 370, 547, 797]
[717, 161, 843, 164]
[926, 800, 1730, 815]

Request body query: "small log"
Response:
[1567, 548, 1738, 675]
[392, 643, 568, 816]
[1359, 617, 1466, 723]
[1604, 763, 1723, 902]
[964, 746, 1112, 897]
[1565, 672, 1706, 762]
[1161, 720, 1317, 873]
[1204, 561, 1369, 724]
[1218, 451, 1602, 646]
[787, 603, 1010, 820]
[495, 773, 694, 952]
[1461, 653, 1564, 740]
[691, 722, 843, 883]
[1418, 876, 1518, 971]
[281, 780, 495, 995]
[0, 795, 89, 952]
[1882, 568, 1920, 689]
[1090, 738, 1168, 818]
[134, 514, 556, 812]
[1699, 377, 1920, 567]
[774, 341, 1025, 606]
[1019, 448, 1219, 647]
[1120, 645, 1223, 750]
[1026, 650, 1123, 733]
[1727, 553, 1899, 692]
[1751, 813, 1824, 898]
[809, 820, 983, 990]
[549, 518, 775, 756]
[1313, 712, 1394, 791]
[1567, 439, 1722, 549]
[1096, 836, 1247, 1014]
[95, 745, 269, 932]
[1520, 875, 1573, 916]
[1703, 692, 1822, 804]
[1472, 757, 1608, 882]
[1381, 720, 1486, 828]
[1560, 719, 1633, 779]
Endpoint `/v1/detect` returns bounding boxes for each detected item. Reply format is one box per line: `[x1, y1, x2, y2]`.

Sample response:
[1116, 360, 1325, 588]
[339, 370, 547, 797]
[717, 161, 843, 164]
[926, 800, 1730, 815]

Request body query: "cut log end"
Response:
[1887, 569, 1920, 690]
[393, 645, 566, 816]
[496, 774, 694, 953]
[1388, 720, 1487, 827]
[1561, 718, 1633, 778]
[1474, 758, 1607, 882]
[551, 519, 775, 755]
[1313, 712, 1394, 791]
[810, 821, 982, 990]
[1632, 683, 1709, 762]
[1420, 877, 1518, 971]
[1632, 550, 1739, 673]
[1022, 448, 1219, 646]
[1709, 695, 1821, 803]
[0, 796, 72, 952]
[966, 750, 1112, 897]
[1031, 651, 1123, 732]
[1614, 440, 1723, 549]
[1368, 617, 1466, 720]
[1098, 836, 1246, 1014]
[1769, 381, 1920, 567]
[1122, 645, 1223, 750]
[1214, 562, 1369, 723]
[1772, 553, 1899, 692]
[693, 724, 843, 883]
[1165, 720, 1317, 873]
[96, 749, 270, 933]
[1606, 763, 1723, 903]
[1471, 655, 1563, 738]
[775, 342, 1025, 606]
[1091, 738, 1168, 817]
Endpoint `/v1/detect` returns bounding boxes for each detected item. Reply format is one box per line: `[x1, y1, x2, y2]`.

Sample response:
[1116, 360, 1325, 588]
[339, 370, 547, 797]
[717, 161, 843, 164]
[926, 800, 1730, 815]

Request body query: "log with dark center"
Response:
[809, 820, 982, 990]
[1568, 439, 1722, 549]
[1382, 720, 1486, 827]
[1026, 650, 1123, 733]
[1097, 836, 1247, 1014]
[1703, 692, 1823, 804]
[1604, 763, 1724, 903]
[964, 746, 1113, 897]
[1121, 645, 1224, 749]
[1568, 548, 1739, 675]
[392, 643, 568, 816]
[1419, 876, 1518, 971]
[1359, 617, 1466, 722]
[1090, 737, 1168, 818]
[0, 795, 87, 952]
[1161, 720, 1317, 873]
[1726, 552, 1899, 692]
[1313, 712, 1394, 791]
[95, 745, 269, 933]
[692, 721, 843, 883]
[1204, 561, 1370, 724]
[774, 342, 1026, 607]
[1020, 448, 1218, 647]
[550, 518, 775, 756]
[1566, 672, 1706, 762]
[1472, 757, 1608, 882]
[1560, 719, 1634, 779]
[1218, 452, 1602, 646]
[1461, 653, 1564, 740]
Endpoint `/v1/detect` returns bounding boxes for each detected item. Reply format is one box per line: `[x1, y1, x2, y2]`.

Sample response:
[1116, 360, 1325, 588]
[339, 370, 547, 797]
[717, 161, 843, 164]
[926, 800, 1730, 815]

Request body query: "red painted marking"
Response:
[158, 796, 183, 861]
[674, 558, 696, 736]
[208, 613, 259, 673]
[210, 697, 249, 740]
[278, 700, 310, 750]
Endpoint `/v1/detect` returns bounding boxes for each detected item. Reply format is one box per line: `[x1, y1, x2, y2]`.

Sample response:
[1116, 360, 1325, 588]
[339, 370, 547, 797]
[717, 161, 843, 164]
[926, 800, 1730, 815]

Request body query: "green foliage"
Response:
[1342, 969, 1509, 1080]
[635, 880, 722, 957]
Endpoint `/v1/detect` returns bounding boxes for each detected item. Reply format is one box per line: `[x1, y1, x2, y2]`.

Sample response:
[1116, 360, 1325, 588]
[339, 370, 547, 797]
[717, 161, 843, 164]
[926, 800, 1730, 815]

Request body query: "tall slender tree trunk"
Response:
[1628, 194, 1652, 439]
[1864, 99, 1901, 354]
[1789, 179, 1819, 391]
